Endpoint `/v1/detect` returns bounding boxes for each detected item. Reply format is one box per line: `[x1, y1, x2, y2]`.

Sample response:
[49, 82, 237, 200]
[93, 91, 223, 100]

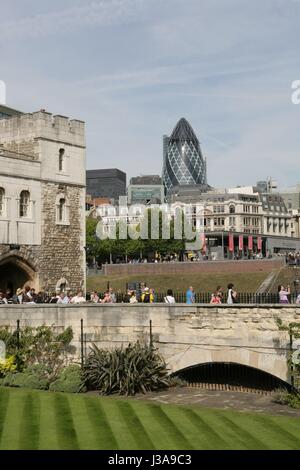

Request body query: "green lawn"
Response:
[0, 387, 300, 450]
[87, 272, 268, 294]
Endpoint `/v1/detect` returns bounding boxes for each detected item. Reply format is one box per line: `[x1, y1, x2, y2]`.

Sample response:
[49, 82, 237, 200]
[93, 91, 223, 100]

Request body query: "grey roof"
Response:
[170, 118, 199, 145]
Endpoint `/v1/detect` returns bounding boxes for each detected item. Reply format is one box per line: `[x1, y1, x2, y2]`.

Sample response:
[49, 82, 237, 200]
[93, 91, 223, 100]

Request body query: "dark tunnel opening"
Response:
[173, 362, 292, 393]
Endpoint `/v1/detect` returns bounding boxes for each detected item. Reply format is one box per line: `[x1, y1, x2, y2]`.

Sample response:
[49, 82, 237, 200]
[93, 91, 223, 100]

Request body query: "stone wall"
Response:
[39, 183, 85, 293]
[0, 303, 298, 382]
[102, 258, 285, 276]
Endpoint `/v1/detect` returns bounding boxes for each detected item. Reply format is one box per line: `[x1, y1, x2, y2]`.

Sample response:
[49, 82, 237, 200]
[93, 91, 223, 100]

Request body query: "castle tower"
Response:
[0, 110, 86, 294]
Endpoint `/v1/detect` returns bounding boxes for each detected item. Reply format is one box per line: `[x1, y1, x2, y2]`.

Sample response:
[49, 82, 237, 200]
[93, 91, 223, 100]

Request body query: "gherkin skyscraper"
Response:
[162, 118, 207, 194]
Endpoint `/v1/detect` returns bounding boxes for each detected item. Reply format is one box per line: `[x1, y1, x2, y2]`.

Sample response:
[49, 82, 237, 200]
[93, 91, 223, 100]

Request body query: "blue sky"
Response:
[1, 0, 300, 188]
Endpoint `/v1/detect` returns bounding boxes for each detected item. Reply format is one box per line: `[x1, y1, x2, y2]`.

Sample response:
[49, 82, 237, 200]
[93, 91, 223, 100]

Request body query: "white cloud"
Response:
[0, 0, 153, 39]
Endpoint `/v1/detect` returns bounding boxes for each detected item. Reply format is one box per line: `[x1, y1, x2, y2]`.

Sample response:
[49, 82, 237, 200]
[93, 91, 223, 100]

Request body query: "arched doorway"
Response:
[173, 362, 292, 393]
[0, 256, 38, 293]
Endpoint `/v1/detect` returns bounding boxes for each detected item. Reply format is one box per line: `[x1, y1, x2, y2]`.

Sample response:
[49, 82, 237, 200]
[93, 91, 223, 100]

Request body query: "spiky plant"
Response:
[83, 341, 170, 395]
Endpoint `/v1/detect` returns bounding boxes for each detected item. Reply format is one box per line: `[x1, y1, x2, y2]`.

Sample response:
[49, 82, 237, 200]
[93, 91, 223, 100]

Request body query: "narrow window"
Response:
[58, 198, 66, 222]
[59, 148, 65, 172]
[0, 188, 4, 216]
[20, 190, 30, 217]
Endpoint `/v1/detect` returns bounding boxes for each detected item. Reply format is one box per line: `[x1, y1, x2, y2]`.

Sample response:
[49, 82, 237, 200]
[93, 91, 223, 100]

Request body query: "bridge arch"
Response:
[172, 361, 292, 392]
[164, 343, 289, 383]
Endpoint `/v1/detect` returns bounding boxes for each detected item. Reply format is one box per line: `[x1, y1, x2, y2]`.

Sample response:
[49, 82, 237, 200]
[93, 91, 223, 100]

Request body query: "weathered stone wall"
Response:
[39, 183, 85, 293]
[0, 304, 298, 382]
[0, 140, 38, 158]
[0, 110, 86, 293]
[102, 258, 284, 276]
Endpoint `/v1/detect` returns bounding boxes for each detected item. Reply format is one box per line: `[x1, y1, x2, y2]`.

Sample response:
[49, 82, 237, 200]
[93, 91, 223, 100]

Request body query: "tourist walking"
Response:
[278, 285, 290, 304]
[129, 291, 138, 304]
[164, 289, 176, 304]
[227, 283, 238, 304]
[186, 286, 195, 304]
[141, 287, 154, 303]
[210, 291, 222, 304]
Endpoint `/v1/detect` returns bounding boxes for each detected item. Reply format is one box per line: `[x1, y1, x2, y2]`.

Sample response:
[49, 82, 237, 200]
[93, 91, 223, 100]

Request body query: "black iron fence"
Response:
[86, 291, 300, 304]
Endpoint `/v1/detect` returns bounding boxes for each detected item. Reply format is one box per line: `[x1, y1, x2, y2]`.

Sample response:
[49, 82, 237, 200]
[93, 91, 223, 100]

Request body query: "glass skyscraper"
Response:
[162, 118, 207, 194]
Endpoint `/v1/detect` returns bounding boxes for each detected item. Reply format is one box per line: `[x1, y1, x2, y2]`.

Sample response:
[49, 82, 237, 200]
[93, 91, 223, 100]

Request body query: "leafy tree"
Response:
[276, 318, 300, 389]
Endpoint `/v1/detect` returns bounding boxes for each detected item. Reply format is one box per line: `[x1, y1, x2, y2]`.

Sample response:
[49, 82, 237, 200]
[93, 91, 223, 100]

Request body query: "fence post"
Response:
[80, 319, 84, 368]
[290, 333, 295, 388]
[149, 319, 153, 348]
[16, 319, 20, 351]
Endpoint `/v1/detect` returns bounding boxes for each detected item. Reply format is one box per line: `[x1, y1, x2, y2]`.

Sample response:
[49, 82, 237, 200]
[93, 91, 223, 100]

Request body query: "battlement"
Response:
[0, 110, 85, 147]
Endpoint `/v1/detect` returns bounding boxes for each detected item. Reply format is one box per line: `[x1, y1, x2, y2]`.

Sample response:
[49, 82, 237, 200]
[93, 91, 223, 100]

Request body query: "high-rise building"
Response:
[86, 168, 126, 202]
[128, 175, 164, 204]
[162, 117, 207, 194]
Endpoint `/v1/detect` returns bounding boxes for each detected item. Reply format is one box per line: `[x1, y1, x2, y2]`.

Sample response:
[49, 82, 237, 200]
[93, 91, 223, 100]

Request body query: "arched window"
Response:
[58, 198, 66, 222]
[0, 188, 4, 216]
[229, 205, 235, 214]
[59, 148, 65, 172]
[20, 190, 30, 217]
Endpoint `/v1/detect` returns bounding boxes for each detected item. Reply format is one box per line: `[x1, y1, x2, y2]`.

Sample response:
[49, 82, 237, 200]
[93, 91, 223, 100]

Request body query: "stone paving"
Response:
[131, 387, 300, 418]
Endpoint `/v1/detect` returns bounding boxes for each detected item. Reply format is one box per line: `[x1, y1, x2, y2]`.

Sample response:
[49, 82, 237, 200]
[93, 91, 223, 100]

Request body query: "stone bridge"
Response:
[0, 304, 299, 384]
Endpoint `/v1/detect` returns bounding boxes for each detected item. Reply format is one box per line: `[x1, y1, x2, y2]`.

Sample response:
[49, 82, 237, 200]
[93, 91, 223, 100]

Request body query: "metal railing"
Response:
[86, 291, 300, 304]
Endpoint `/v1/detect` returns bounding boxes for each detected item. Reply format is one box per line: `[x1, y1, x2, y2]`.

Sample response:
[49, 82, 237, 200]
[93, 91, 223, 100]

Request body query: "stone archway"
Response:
[0, 254, 38, 293]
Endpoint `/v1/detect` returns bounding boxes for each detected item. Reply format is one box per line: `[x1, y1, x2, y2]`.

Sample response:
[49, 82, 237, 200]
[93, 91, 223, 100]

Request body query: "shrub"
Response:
[0, 356, 17, 377]
[0, 325, 74, 378]
[84, 341, 170, 396]
[49, 364, 86, 393]
[2, 364, 49, 390]
[272, 388, 300, 409]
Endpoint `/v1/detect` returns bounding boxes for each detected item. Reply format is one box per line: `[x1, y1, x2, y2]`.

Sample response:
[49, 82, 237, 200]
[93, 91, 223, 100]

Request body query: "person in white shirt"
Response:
[57, 292, 70, 304]
[70, 291, 86, 304]
[164, 289, 176, 304]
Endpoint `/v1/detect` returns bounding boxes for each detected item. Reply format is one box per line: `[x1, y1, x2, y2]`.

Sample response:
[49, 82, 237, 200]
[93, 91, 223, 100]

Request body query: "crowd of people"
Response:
[0, 282, 299, 305]
[0, 287, 87, 305]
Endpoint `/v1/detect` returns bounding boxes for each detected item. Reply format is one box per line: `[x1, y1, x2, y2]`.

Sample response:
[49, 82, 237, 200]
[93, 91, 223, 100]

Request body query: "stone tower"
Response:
[0, 110, 86, 294]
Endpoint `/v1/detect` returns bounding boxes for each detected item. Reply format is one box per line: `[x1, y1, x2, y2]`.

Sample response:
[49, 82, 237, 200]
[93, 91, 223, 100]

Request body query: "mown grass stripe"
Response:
[212, 410, 269, 450]
[0, 388, 10, 443]
[179, 407, 230, 450]
[83, 396, 119, 449]
[116, 401, 155, 450]
[0, 388, 27, 449]
[145, 403, 193, 449]
[123, 401, 182, 450]
[245, 413, 300, 450]
[191, 407, 248, 450]
[18, 392, 40, 450]
[38, 392, 59, 449]
[96, 397, 140, 449]
[54, 393, 79, 450]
